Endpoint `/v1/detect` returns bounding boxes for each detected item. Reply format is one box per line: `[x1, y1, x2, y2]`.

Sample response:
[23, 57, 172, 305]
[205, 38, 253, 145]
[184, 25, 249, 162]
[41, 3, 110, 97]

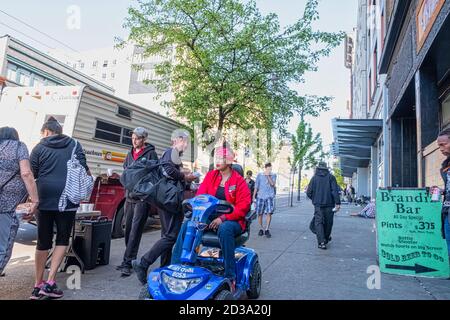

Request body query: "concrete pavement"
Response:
[1, 196, 449, 300]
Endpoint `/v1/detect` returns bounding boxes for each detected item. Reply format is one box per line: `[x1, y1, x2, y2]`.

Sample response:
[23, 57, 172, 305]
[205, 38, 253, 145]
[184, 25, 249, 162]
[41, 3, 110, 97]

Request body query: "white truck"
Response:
[0, 85, 195, 237]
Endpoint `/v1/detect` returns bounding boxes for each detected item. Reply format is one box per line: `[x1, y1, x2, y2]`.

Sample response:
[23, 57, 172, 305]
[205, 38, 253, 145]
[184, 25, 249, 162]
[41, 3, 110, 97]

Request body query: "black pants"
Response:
[121, 200, 149, 267]
[314, 206, 334, 245]
[36, 211, 76, 250]
[140, 208, 184, 270]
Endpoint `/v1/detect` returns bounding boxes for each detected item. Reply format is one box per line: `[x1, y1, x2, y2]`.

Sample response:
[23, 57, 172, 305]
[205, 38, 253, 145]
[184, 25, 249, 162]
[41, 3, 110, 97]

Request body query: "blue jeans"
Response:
[0, 212, 19, 273]
[172, 220, 242, 279]
[444, 215, 450, 256]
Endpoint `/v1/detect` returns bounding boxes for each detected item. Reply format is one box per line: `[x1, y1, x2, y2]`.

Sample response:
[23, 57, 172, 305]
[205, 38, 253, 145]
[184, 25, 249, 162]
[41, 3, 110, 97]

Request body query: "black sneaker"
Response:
[132, 260, 148, 286]
[29, 286, 43, 300]
[318, 243, 327, 250]
[120, 266, 133, 277]
[116, 264, 130, 271]
[258, 229, 264, 236]
[39, 282, 64, 299]
[265, 230, 272, 238]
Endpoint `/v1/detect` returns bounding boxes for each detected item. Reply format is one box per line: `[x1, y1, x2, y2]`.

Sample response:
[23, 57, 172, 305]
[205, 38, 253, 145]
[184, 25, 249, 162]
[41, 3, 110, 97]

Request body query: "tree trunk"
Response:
[297, 164, 302, 201]
[290, 168, 295, 207]
[208, 113, 225, 169]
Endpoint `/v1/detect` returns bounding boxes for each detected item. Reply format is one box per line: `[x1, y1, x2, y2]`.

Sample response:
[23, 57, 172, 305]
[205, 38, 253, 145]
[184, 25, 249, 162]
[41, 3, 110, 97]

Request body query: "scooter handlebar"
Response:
[182, 199, 193, 218]
[216, 200, 234, 214]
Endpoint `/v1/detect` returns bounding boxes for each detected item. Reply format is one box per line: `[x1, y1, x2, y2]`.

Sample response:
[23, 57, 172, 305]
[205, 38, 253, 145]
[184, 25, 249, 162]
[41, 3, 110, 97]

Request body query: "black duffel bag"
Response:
[131, 167, 185, 215]
[120, 159, 161, 192]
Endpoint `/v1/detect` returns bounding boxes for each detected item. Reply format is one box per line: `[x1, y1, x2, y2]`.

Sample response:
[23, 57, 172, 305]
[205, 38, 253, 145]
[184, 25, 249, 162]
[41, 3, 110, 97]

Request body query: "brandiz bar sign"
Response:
[416, 0, 445, 52]
[376, 188, 450, 278]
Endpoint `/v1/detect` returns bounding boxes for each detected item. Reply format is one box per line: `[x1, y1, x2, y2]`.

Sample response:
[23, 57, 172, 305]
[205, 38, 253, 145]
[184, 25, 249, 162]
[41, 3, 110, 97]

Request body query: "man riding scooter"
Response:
[170, 145, 251, 293]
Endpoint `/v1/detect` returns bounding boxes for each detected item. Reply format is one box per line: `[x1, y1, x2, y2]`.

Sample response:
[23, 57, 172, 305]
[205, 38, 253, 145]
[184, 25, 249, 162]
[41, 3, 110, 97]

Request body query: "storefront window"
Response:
[442, 94, 450, 127]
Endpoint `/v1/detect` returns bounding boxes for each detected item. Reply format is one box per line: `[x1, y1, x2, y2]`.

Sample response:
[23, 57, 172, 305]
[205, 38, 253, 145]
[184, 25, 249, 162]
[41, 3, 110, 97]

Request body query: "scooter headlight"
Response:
[161, 273, 202, 294]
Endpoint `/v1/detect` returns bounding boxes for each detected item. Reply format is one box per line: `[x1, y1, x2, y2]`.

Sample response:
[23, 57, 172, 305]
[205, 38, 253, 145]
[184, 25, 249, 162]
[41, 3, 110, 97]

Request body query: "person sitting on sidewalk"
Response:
[351, 199, 376, 219]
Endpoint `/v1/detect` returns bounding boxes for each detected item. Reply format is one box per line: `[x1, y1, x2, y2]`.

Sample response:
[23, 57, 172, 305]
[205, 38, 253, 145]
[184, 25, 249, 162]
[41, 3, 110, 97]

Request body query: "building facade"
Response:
[0, 35, 114, 94]
[50, 44, 175, 116]
[380, 0, 450, 189]
[333, 0, 389, 199]
[334, 0, 450, 196]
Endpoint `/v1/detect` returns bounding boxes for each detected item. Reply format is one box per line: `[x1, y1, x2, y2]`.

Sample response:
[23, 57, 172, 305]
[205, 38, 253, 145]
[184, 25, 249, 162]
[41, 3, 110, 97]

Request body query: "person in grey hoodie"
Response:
[29, 117, 90, 300]
[306, 162, 341, 250]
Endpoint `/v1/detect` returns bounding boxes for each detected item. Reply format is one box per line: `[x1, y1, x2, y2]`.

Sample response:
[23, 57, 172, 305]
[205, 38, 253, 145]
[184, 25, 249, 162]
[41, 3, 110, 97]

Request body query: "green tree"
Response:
[122, 0, 344, 152]
[332, 165, 346, 190]
[291, 118, 326, 201]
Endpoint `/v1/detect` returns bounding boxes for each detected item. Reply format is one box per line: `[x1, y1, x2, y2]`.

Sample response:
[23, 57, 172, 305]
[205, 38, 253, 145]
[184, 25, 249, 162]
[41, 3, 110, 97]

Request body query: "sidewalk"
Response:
[1, 198, 449, 300]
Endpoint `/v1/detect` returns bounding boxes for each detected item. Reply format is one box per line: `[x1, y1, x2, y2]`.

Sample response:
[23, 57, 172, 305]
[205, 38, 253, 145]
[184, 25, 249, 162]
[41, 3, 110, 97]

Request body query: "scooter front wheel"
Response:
[214, 290, 235, 300]
[247, 260, 262, 299]
[138, 285, 152, 300]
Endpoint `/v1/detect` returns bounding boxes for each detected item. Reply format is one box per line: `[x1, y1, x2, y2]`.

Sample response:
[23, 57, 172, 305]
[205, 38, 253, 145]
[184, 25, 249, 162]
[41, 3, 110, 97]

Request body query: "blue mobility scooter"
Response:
[139, 194, 261, 300]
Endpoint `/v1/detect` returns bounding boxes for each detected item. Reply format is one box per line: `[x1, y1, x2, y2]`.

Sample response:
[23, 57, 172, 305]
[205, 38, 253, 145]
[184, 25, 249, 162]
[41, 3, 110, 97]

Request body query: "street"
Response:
[1, 195, 449, 300]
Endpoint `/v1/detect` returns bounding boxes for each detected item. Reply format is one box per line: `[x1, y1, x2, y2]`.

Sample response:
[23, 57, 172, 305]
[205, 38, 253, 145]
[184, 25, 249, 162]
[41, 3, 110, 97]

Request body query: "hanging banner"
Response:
[376, 188, 449, 278]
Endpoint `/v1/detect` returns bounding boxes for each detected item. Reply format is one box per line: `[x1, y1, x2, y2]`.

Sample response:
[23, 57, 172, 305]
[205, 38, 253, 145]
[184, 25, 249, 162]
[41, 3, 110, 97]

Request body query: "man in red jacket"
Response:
[169, 145, 251, 291]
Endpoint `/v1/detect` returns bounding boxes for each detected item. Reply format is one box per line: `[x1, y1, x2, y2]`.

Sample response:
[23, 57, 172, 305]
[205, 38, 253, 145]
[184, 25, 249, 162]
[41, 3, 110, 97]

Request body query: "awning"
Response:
[332, 119, 383, 178]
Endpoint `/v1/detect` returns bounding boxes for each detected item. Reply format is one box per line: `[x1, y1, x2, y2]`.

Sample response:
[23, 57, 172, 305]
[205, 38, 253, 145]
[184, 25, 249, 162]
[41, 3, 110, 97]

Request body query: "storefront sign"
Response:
[416, 0, 445, 52]
[376, 188, 450, 278]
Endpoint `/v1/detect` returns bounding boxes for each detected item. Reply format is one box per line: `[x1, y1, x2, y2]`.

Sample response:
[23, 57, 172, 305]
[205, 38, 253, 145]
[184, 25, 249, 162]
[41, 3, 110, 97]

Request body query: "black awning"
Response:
[332, 119, 383, 177]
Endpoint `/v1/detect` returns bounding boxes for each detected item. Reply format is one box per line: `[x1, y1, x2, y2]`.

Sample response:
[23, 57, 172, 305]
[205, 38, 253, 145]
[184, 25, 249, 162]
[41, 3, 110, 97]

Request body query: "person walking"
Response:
[306, 161, 341, 250]
[254, 163, 277, 238]
[437, 128, 450, 259]
[132, 129, 197, 281]
[117, 127, 158, 277]
[245, 170, 255, 198]
[0, 127, 39, 276]
[29, 117, 91, 300]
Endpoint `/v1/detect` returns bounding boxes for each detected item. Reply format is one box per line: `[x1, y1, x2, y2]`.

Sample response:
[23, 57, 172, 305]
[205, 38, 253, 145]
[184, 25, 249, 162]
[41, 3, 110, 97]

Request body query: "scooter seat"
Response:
[201, 231, 249, 248]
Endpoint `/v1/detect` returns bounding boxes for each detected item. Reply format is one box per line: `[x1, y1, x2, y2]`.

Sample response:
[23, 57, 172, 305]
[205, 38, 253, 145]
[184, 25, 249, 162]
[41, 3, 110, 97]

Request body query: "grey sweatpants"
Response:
[0, 212, 19, 273]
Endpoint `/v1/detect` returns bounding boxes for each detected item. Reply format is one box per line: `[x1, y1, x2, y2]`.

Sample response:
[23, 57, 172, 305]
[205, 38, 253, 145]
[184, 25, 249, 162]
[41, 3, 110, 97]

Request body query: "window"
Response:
[441, 94, 450, 127]
[117, 106, 132, 119]
[80, 62, 85, 69]
[102, 73, 107, 79]
[103, 60, 108, 67]
[94, 120, 133, 146]
[112, 59, 117, 65]
[92, 61, 98, 68]
[6, 64, 17, 82]
[110, 72, 115, 79]
[32, 75, 45, 87]
[18, 71, 31, 86]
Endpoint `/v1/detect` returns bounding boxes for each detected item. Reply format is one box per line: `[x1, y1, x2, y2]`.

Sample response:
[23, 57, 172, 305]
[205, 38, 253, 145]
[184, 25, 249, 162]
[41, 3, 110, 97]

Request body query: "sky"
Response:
[0, 0, 358, 154]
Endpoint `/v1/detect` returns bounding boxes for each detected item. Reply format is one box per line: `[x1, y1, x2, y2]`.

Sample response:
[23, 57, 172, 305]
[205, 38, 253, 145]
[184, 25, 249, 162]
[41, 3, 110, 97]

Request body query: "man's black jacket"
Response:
[306, 168, 341, 207]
